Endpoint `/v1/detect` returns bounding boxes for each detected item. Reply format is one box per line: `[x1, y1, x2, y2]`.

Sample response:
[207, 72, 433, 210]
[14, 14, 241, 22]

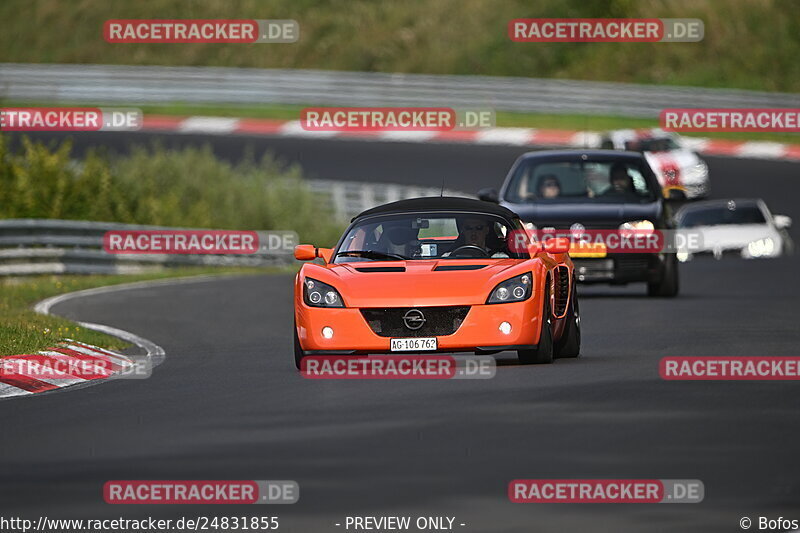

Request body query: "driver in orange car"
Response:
[460, 217, 491, 249]
[444, 217, 507, 258]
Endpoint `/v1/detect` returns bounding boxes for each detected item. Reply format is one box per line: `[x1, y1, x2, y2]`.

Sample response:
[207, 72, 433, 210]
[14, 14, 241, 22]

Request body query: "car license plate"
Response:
[390, 337, 437, 352]
[570, 242, 607, 258]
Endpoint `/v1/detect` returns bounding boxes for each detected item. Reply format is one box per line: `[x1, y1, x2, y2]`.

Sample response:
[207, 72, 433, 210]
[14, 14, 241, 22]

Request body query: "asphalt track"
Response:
[2, 131, 800, 533]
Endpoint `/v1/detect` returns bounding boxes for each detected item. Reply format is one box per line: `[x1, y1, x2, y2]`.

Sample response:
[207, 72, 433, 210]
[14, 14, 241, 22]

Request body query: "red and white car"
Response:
[600, 129, 709, 200]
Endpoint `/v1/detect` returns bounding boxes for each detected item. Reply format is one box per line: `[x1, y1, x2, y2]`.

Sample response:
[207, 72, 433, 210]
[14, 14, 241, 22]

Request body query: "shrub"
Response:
[0, 136, 343, 246]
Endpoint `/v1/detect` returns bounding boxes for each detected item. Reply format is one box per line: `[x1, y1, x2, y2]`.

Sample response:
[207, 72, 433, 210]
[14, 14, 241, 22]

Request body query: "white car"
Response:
[600, 129, 709, 199]
[675, 199, 793, 261]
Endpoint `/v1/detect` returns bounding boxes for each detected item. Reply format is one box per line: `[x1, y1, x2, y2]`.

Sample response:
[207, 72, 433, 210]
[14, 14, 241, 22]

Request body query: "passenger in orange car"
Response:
[377, 220, 420, 258]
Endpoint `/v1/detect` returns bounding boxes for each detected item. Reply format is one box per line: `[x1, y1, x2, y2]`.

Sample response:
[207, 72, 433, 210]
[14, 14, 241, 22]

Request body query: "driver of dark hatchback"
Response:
[604, 162, 637, 196]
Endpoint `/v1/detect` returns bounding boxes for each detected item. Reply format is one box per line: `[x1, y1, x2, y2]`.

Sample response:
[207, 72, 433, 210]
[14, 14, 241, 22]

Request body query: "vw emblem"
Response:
[402, 309, 426, 330]
[570, 223, 585, 236]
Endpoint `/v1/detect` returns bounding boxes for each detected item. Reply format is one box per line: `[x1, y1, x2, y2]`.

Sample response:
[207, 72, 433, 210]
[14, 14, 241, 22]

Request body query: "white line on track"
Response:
[1, 274, 240, 399]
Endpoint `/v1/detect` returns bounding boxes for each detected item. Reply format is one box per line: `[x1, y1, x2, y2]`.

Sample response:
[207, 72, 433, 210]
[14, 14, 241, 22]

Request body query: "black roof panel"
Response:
[353, 196, 518, 222]
[516, 149, 645, 161]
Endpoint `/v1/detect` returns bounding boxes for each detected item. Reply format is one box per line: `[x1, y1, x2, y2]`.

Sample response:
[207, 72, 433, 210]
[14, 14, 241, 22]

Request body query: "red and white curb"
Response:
[141, 115, 800, 162]
[0, 278, 190, 400]
[0, 340, 134, 398]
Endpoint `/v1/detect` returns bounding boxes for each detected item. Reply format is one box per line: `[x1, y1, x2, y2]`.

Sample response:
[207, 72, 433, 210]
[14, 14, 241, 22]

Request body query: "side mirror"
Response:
[527, 242, 543, 256]
[664, 188, 687, 201]
[294, 245, 318, 261]
[478, 188, 499, 203]
[295, 245, 335, 263]
[774, 215, 792, 229]
[543, 237, 571, 254]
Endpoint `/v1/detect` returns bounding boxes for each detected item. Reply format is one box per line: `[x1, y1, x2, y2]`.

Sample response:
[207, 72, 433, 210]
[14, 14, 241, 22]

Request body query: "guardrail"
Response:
[0, 219, 291, 276]
[2, 63, 798, 118]
[308, 179, 471, 221]
[0, 180, 472, 276]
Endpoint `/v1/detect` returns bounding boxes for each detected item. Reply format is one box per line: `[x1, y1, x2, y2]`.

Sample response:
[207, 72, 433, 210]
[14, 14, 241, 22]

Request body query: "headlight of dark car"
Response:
[487, 272, 532, 304]
[303, 278, 345, 307]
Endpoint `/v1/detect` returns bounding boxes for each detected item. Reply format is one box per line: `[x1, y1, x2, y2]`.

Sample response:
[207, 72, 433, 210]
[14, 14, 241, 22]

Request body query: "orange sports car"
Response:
[292, 197, 580, 368]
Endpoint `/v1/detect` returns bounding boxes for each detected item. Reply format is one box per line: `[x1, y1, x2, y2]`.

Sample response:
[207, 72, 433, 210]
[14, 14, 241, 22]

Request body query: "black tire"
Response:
[293, 320, 305, 370]
[518, 293, 554, 365]
[647, 254, 679, 297]
[554, 288, 581, 358]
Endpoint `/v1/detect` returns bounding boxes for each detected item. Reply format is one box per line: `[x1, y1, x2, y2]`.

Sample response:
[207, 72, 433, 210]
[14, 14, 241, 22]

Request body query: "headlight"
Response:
[487, 272, 532, 304]
[620, 220, 655, 232]
[745, 238, 775, 258]
[303, 278, 345, 307]
[524, 222, 537, 231]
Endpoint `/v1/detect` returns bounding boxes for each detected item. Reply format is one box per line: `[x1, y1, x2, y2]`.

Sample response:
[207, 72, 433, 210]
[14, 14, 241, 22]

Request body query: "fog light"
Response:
[499, 321, 512, 335]
[322, 327, 334, 339]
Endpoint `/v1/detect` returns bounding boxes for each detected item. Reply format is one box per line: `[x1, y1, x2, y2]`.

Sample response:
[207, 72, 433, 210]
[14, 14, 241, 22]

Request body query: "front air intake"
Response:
[433, 264, 487, 271]
[360, 306, 470, 337]
[554, 266, 571, 317]
[354, 267, 406, 273]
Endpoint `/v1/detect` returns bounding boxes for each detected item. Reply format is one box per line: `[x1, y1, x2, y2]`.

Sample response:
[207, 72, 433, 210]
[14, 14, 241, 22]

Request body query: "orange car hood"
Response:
[313, 259, 536, 308]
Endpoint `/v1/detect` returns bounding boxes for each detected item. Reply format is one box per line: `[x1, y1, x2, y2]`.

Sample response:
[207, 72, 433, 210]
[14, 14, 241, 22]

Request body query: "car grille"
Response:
[360, 306, 470, 337]
[573, 259, 614, 281]
[694, 249, 744, 259]
[615, 255, 652, 276]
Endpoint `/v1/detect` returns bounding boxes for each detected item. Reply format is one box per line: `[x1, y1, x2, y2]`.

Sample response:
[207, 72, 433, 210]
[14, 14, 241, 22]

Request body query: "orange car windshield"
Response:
[334, 213, 529, 262]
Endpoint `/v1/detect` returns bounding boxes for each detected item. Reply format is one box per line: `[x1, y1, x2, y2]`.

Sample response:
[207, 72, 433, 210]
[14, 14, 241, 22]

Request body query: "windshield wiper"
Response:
[335, 250, 408, 261]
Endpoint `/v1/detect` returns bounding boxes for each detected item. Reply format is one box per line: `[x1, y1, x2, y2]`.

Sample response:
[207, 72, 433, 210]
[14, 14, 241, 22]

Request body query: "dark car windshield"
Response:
[504, 158, 659, 204]
[334, 212, 529, 262]
[679, 205, 767, 228]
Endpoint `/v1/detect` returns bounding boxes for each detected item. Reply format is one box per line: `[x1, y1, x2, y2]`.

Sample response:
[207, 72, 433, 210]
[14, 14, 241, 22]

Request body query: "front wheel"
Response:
[554, 288, 581, 358]
[518, 294, 554, 365]
[647, 255, 679, 297]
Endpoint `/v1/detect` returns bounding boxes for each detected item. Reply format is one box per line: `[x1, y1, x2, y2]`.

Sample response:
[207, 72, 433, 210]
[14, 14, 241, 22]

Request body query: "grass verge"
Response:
[0, 266, 288, 357]
[1, 0, 798, 92]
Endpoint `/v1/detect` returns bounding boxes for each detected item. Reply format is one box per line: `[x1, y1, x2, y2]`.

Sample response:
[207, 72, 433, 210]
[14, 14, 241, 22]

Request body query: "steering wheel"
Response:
[448, 244, 490, 258]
